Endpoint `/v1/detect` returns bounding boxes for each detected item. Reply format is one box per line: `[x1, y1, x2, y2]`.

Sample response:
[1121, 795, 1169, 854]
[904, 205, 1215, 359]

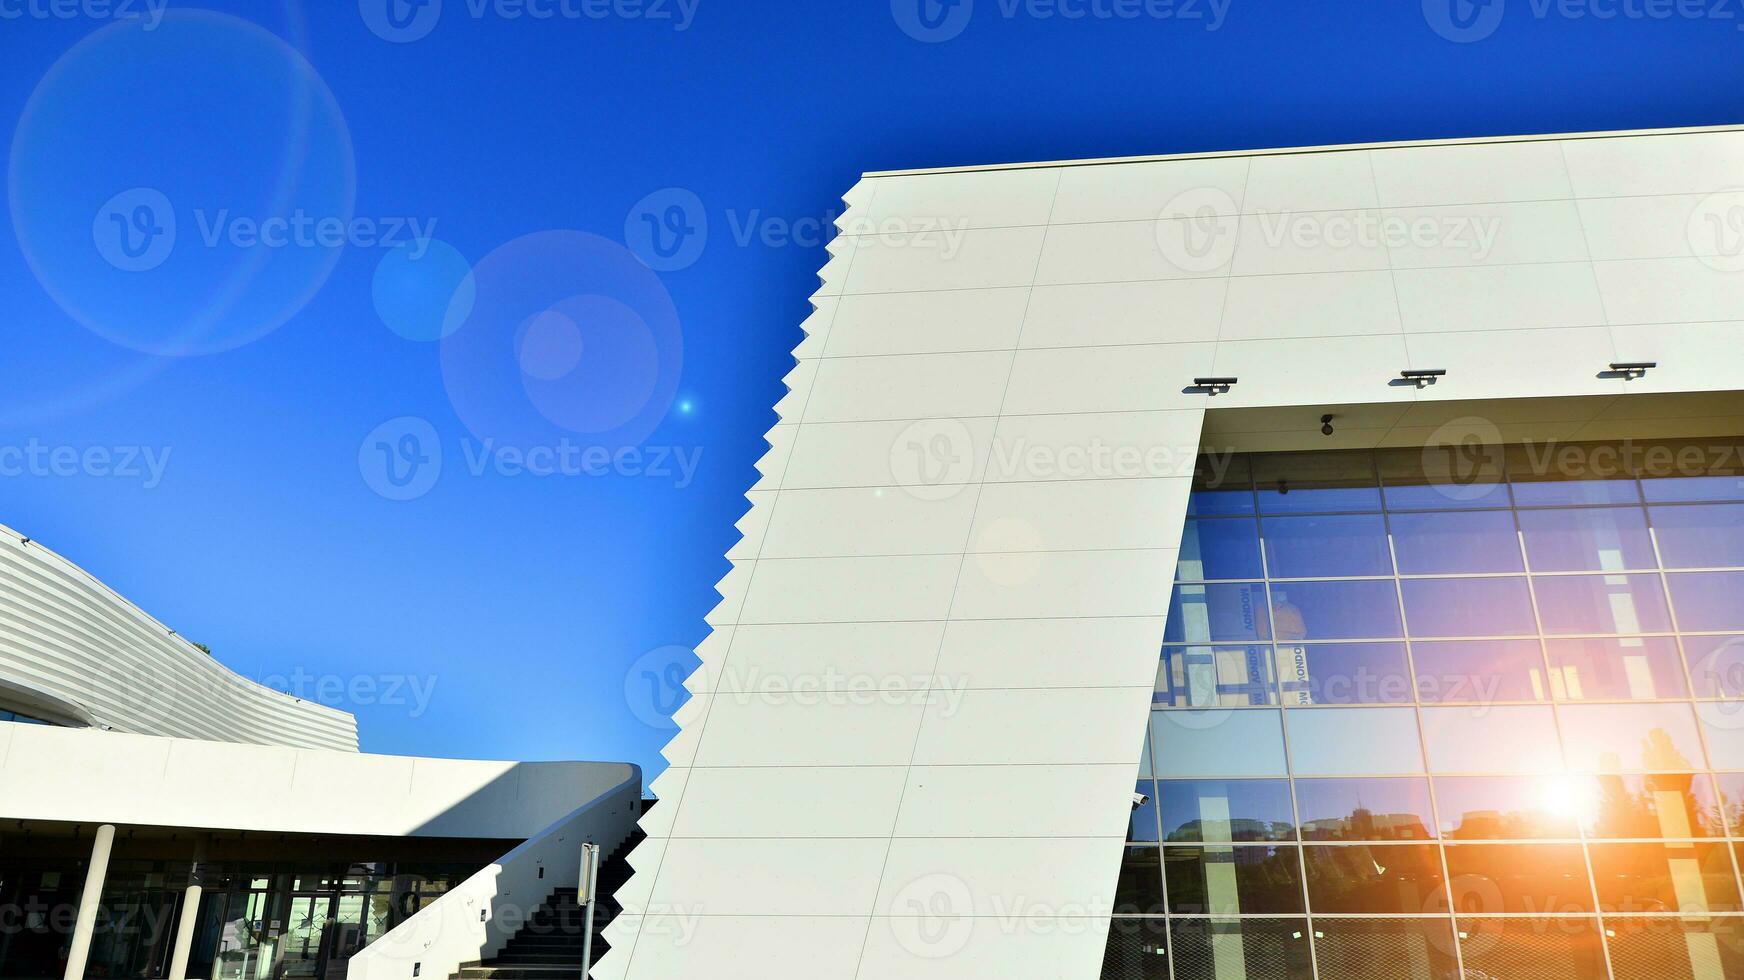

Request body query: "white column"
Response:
[167, 836, 209, 980]
[63, 824, 116, 980]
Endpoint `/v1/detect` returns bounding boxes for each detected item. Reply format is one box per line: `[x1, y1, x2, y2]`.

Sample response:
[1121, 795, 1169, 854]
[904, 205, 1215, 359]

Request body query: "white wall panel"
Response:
[824, 287, 1032, 356]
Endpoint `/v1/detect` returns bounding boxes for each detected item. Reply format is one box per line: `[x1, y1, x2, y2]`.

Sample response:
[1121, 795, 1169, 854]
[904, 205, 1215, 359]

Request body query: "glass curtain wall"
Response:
[1106, 438, 1744, 980]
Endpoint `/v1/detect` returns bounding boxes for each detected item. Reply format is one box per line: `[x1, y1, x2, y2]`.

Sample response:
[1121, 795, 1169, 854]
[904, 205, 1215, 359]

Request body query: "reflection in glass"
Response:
[1270, 580, 1401, 640]
[1302, 844, 1447, 913]
[1187, 454, 1254, 516]
[1286, 707, 1424, 776]
[1261, 514, 1392, 578]
[1666, 570, 1744, 632]
[1151, 710, 1288, 778]
[1380, 444, 1507, 511]
[1588, 841, 1742, 913]
[1254, 452, 1379, 514]
[1716, 773, 1744, 835]
[1545, 636, 1688, 700]
[1507, 441, 1641, 505]
[1696, 703, 1744, 771]
[1683, 634, 1744, 698]
[1294, 778, 1434, 841]
[1639, 441, 1744, 502]
[1114, 846, 1165, 915]
[1163, 846, 1303, 915]
[1401, 577, 1536, 637]
[1311, 919, 1460, 980]
[1411, 639, 1546, 703]
[1165, 583, 1268, 643]
[1175, 518, 1262, 581]
[1156, 779, 1295, 843]
[1604, 917, 1744, 980]
[1100, 917, 1170, 979]
[1518, 506, 1657, 571]
[1455, 918, 1609, 980]
[1168, 918, 1313, 980]
[1533, 572, 1672, 634]
[1443, 844, 1593, 913]
[1435, 776, 1585, 840]
[1420, 705, 1563, 774]
[1585, 773, 1724, 839]
[1273, 642, 1412, 706]
[1157, 646, 1277, 708]
[1557, 702, 1706, 772]
[1651, 502, 1744, 568]
[1130, 780, 1160, 842]
[1389, 509, 1523, 574]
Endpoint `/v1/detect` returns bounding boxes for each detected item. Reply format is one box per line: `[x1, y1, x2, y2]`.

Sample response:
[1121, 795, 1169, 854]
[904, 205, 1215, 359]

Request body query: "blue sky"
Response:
[1, 0, 1740, 781]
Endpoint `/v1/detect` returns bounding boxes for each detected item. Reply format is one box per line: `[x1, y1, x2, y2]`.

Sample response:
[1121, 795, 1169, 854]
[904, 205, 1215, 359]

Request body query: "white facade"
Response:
[0, 522, 357, 750]
[598, 126, 1744, 979]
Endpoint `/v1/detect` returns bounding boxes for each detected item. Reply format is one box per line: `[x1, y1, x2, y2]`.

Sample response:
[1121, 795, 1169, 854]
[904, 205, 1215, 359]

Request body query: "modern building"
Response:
[595, 125, 1744, 980]
[0, 526, 643, 980]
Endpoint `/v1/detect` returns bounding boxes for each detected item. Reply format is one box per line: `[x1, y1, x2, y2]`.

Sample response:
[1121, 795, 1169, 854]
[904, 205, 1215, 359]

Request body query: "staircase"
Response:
[451, 832, 642, 980]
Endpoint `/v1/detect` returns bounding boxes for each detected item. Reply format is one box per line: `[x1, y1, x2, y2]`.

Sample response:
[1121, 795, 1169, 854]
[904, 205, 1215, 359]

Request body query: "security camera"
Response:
[1131, 791, 1150, 809]
[1321, 414, 1335, 437]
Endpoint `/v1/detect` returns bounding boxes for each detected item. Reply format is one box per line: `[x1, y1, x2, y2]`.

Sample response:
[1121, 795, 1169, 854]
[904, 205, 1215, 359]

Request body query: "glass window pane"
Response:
[1273, 642, 1412, 706]
[1389, 510, 1524, 574]
[1684, 635, 1744, 698]
[1163, 846, 1304, 915]
[1443, 844, 1594, 913]
[1545, 636, 1689, 700]
[1588, 841, 1742, 913]
[1130, 780, 1160, 842]
[1302, 843, 1447, 913]
[1411, 639, 1547, 703]
[1519, 506, 1657, 571]
[1533, 572, 1672, 634]
[1604, 917, 1744, 980]
[1558, 702, 1706, 772]
[1152, 710, 1287, 778]
[1455, 918, 1608, 980]
[1667, 571, 1744, 632]
[1271, 580, 1401, 640]
[1165, 583, 1268, 643]
[1694, 703, 1744, 770]
[1652, 502, 1744, 568]
[1508, 440, 1641, 505]
[1157, 646, 1278, 708]
[1584, 773, 1724, 839]
[1261, 514, 1392, 578]
[1187, 454, 1254, 516]
[1286, 706, 1424, 776]
[1114, 846, 1165, 915]
[1639, 438, 1744, 503]
[1421, 705, 1563, 774]
[1175, 518, 1262, 581]
[1294, 777, 1435, 841]
[1380, 443, 1508, 510]
[1168, 918, 1313, 980]
[1312, 919, 1460, 980]
[1156, 779, 1295, 843]
[1435, 775, 1584, 839]
[1401, 577, 1537, 637]
[1101, 918, 1170, 979]
[1254, 452, 1379, 514]
[1717, 773, 1744, 835]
